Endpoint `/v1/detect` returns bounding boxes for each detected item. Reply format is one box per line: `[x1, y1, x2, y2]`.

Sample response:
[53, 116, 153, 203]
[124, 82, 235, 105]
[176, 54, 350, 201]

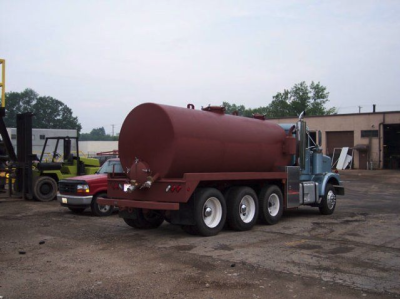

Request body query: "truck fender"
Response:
[41, 170, 63, 181]
[318, 173, 341, 197]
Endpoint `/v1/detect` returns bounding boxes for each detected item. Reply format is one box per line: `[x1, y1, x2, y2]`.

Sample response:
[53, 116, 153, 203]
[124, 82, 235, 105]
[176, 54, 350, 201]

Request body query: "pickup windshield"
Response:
[97, 160, 123, 174]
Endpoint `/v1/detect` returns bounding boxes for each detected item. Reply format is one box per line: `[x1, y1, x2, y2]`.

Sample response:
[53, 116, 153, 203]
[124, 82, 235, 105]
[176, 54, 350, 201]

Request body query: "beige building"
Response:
[79, 141, 118, 157]
[269, 111, 400, 170]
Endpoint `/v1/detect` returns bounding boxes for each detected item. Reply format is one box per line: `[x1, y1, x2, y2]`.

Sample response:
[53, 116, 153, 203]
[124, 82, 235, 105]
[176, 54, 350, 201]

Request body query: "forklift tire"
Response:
[33, 176, 58, 202]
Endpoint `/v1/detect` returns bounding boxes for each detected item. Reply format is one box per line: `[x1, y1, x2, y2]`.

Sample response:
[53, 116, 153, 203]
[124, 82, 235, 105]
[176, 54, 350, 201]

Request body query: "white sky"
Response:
[1, 0, 399, 134]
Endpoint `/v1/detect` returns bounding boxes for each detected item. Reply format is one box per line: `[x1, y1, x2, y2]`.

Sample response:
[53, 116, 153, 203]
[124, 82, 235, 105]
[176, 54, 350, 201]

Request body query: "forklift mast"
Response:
[0, 59, 17, 162]
[0, 59, 35, 199]
[0, 59, 95, 201]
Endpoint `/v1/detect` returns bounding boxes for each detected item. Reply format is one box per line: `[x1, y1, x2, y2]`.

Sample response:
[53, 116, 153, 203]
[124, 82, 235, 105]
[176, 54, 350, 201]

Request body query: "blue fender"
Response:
[313, 173, 341, 196]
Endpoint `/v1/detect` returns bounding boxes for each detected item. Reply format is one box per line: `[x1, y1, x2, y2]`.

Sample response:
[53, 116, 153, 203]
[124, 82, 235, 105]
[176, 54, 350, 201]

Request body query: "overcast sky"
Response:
[1, 0, 399, 134]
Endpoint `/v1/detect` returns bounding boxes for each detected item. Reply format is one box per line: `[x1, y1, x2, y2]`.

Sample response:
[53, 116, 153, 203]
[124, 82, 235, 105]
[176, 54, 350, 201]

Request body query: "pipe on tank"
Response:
[140, 173, 160, 189]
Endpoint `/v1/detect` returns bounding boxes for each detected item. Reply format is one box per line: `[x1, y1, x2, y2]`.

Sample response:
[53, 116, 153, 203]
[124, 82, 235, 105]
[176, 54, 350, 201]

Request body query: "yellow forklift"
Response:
[0, 59, 17, 194]
[0, 59, 99, 201]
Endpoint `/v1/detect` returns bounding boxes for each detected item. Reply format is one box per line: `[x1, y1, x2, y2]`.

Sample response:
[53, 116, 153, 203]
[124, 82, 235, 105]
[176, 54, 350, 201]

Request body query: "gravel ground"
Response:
[1, 170, 399, 299]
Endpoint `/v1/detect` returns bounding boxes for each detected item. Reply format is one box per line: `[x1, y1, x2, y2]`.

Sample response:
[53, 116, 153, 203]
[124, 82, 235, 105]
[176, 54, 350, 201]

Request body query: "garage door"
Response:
[326, 131, 354, 156]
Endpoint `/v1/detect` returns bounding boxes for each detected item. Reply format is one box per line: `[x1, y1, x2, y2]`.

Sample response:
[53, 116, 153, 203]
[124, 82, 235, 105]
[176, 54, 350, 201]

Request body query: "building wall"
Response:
[79, 141, 118, 157]
[6, 128, 77, 156]
[268, 112, 400, 169]
[4, 128, 120, 161]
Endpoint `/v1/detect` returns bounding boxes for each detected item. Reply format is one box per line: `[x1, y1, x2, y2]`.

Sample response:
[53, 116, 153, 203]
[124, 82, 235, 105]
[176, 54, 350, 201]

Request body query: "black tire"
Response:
[68, 207, 86, 214]
[223, 188, 234, 229]
[163, 211, 172, 224]
[33, 176, 57, 202]
[123, 209, 164, 229]
[192, 188, 226, 237]
[181, 225, 198, 235]
[91, 192, 114, 216]
[258, 185, 283, 225]
[226, 187, 258, 231]
[319, 184, 336, 215]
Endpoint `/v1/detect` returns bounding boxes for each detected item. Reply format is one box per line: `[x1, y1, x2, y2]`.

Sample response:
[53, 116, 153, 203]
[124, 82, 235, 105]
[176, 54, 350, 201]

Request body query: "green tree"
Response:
[90, 127, 106, 139]
[223, 82, 336, 118]
[267, 81, 336, 118]
[79, 127, 118, 141]
[223, 102, 268, 117]
[4, 88, 82, 132]
[223, 102, 252, 117]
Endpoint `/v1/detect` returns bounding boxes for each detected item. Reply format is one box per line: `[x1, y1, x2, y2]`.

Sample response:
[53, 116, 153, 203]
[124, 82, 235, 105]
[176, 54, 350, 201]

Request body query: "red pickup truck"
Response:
[57, 158, 122, 216]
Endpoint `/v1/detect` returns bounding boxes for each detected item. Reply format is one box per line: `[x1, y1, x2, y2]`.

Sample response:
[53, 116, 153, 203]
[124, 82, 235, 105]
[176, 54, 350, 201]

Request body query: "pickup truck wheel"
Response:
[123, 209, 164, 229]
[258, 185, 283, 225]
[91, 192, 114, 216]
[319, 184, 336, 215]
[33, 176, 57, 202]
[193, 188, 226, 236]
[68, 207, 86, 214]
[226, 187, 258, 231]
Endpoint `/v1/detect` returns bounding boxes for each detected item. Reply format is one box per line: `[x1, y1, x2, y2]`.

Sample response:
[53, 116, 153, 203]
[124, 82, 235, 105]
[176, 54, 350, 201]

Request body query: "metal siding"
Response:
[286, 166, 300, 208]
[326, 131, 354, 156]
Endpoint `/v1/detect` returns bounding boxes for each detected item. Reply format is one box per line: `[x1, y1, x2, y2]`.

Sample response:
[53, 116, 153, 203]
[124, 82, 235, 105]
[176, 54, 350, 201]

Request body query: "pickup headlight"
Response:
[77, 184, 90, 193]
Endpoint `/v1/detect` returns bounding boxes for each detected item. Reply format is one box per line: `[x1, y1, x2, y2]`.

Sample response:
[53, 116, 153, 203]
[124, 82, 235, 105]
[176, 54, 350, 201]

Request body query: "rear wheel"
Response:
[123, 209, 164, 229]
[91, 192, 114, 216]
[226, 187, 258, 231]
[258, 185, 283, 225]
[192, 188, 226, 236]
[319, 184, 336, 215]
[33, 176, 57, 202]
[181, 225, 198, 235]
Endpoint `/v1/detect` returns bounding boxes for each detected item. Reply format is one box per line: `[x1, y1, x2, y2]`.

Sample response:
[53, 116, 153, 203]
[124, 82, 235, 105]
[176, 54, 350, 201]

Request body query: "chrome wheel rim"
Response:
[327, 190, 336, 210]
[239, 195, 256, 223]
[203, 197, 222, 228]
[268, 194, 280, 217]
[98, 204, 111, 213]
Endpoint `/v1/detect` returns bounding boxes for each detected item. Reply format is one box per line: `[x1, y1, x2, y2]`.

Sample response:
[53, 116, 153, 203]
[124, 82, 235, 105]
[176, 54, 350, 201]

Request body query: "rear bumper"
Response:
[97, 198, 179, 211]
[57, 193, 93, 206]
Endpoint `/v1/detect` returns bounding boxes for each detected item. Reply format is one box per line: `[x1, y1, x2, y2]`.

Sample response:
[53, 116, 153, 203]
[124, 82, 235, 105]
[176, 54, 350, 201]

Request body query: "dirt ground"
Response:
[1, 170, 400, 299]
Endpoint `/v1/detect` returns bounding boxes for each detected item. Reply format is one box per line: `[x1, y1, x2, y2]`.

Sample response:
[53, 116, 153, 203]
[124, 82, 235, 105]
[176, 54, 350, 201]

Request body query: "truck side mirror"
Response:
[318, 130, 322, 147]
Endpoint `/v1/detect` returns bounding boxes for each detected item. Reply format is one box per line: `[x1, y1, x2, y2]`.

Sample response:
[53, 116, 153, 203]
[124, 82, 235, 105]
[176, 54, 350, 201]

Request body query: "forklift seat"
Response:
[66, 154, 74, 165]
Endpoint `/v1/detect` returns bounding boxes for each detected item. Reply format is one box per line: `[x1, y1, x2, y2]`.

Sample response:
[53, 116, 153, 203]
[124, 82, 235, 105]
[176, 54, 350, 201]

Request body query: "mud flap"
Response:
[169, 200, 196, 225]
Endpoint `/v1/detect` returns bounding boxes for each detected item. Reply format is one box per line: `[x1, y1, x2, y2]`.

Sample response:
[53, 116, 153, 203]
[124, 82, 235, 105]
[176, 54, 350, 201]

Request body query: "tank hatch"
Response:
[201, 105, 226, 114]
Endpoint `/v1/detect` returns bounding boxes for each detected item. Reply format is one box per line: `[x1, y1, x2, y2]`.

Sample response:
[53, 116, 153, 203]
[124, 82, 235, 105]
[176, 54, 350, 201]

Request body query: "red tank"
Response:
[119, 103, 293, 181]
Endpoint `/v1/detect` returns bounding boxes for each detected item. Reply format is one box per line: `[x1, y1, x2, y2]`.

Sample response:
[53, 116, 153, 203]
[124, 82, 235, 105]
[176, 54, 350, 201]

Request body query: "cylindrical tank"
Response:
[119, 103, 293, 180]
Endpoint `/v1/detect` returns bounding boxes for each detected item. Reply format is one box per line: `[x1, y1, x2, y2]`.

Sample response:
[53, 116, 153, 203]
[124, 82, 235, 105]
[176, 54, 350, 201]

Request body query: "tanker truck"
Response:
[98, 103, 344, 236]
